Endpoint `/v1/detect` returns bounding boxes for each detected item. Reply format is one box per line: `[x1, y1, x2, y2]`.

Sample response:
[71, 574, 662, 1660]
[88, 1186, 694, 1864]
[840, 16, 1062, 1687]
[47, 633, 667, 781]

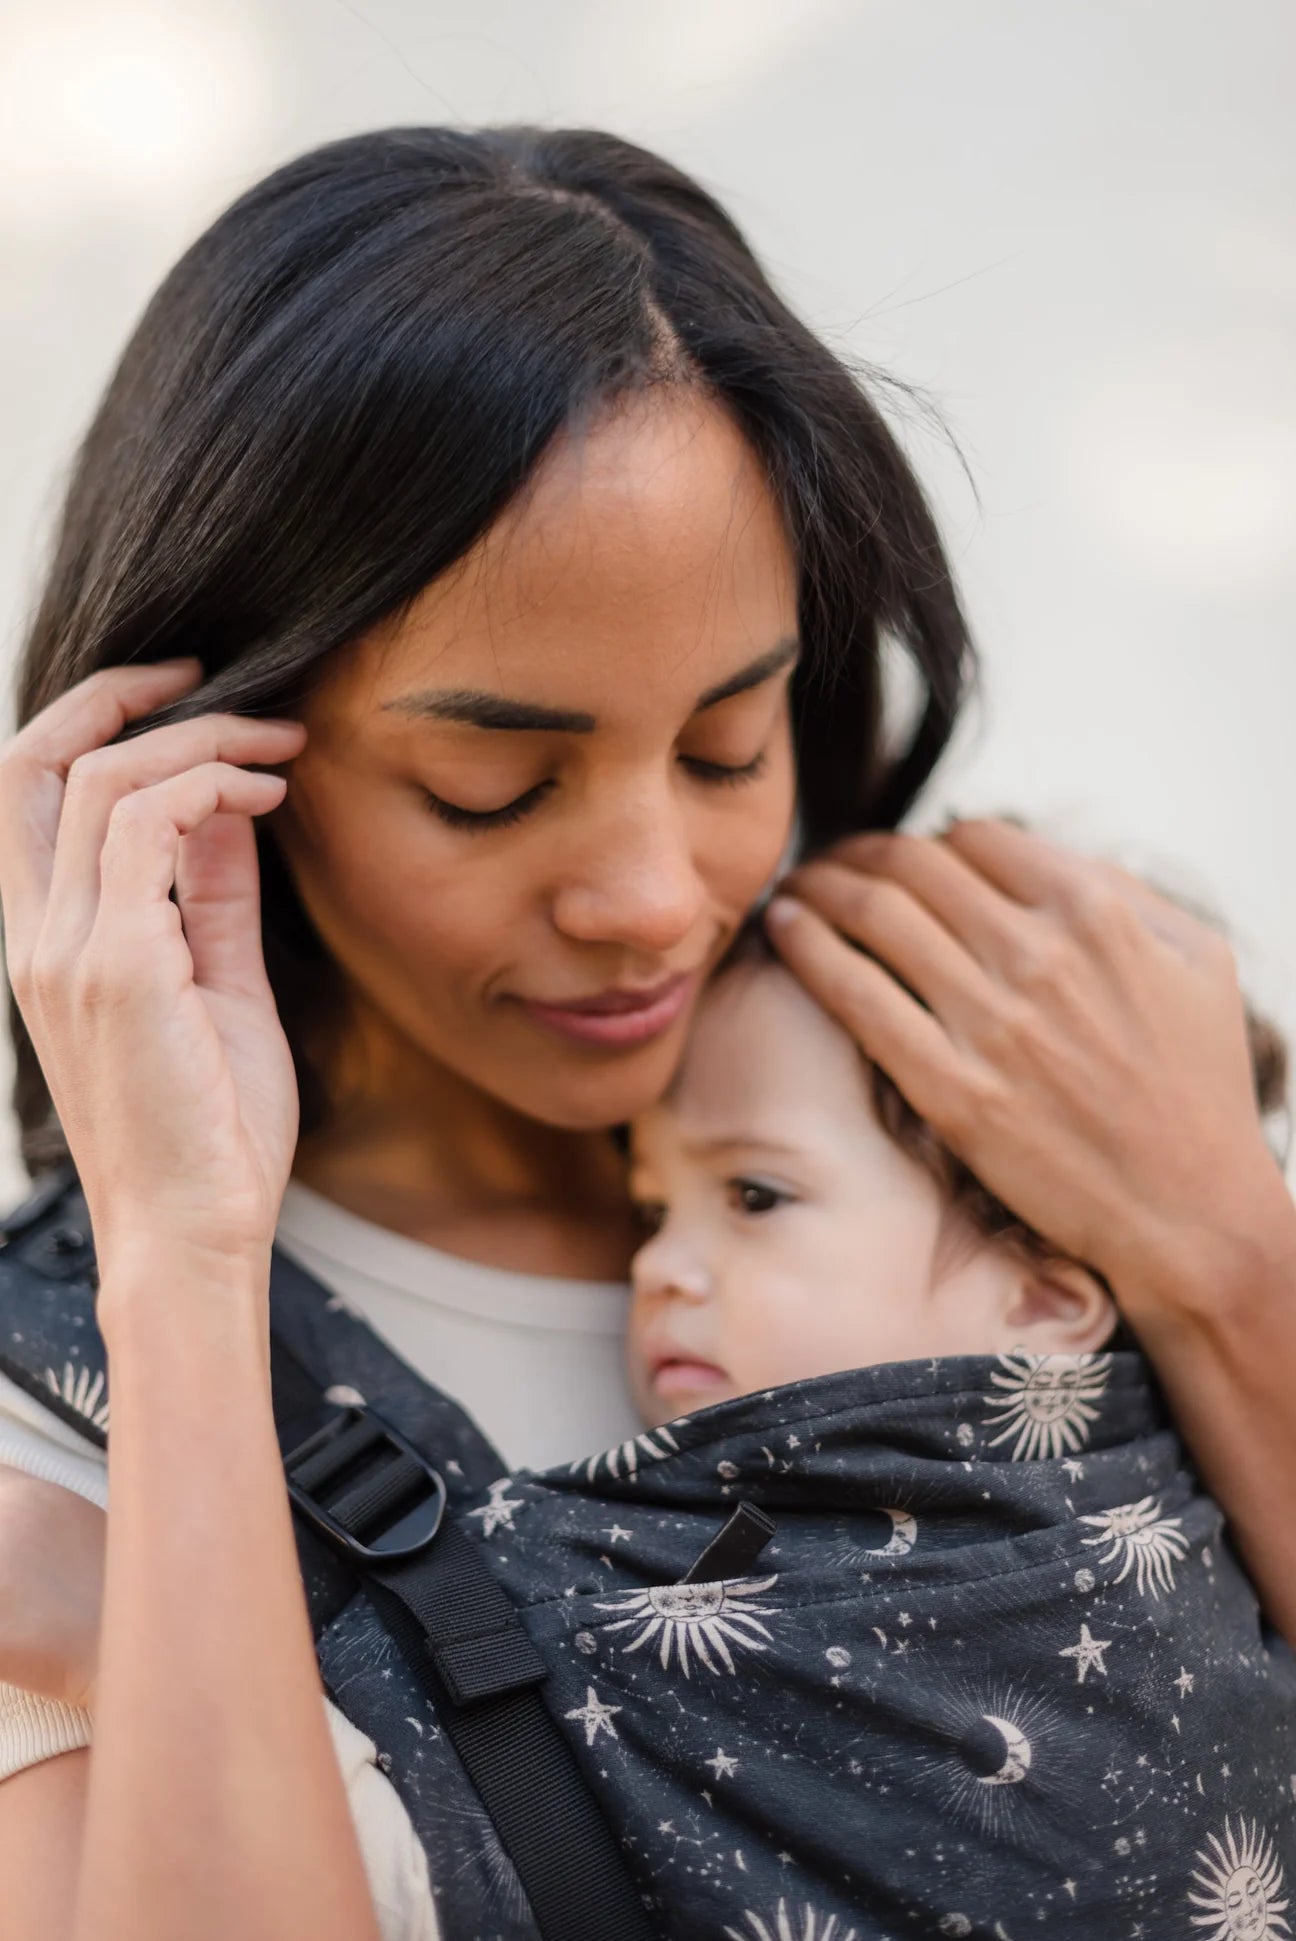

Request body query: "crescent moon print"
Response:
[858, 1675, 1067, 1839]
[572, 1424, 680, 1483]
[862, 1508, 918, 1557]
[724, 1903, 858, 1941]
[982, 1351, 1111, 1460]
[1188, 1817, 1291, 1940]
[1079, 1495, 1190, 1599]
[594, 1576, 780, 1677]
[977, 1715, 1033, 1786]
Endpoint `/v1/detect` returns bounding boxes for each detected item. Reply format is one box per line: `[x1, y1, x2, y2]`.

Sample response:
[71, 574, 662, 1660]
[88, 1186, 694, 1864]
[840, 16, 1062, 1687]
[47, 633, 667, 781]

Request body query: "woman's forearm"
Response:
[1116, 1169, 1296, 1650]
[73, 1244, 381, 1941]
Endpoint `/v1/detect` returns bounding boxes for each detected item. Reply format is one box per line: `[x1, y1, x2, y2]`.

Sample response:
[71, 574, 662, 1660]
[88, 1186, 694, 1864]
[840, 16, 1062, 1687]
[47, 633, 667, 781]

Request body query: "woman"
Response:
[0, 125, 1292, 1941]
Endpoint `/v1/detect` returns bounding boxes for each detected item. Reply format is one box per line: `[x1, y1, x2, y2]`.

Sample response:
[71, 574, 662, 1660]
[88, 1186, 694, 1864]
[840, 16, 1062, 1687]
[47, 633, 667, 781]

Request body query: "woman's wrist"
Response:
[96, 1235, 273, 1359]
[1101, 1147, 1296, 1345]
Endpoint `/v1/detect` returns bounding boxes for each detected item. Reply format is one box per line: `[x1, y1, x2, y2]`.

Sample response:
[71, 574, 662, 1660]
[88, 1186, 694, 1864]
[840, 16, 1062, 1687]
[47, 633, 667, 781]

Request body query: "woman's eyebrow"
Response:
[694, 637, 800, 713]
[380, 637, 801, 732]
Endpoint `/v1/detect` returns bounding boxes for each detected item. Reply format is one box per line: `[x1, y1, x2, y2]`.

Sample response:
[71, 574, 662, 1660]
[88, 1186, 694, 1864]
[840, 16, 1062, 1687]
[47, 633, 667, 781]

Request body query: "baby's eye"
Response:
[728, 1178, 790, 1216]
[633, 1200, 667, 1237]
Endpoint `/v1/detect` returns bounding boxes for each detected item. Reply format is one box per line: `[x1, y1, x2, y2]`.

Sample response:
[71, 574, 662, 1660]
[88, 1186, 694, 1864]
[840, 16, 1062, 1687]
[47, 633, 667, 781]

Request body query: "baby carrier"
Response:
[3, 1163, 1295, 1941]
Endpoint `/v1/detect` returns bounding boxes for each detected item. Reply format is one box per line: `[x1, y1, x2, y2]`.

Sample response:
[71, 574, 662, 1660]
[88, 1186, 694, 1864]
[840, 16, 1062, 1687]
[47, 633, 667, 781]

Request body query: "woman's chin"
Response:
[504, 1033, 690, 1133]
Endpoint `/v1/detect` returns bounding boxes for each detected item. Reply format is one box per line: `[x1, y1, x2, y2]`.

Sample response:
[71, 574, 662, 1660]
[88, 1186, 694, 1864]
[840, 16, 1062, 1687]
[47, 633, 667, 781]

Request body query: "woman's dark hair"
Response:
[7, 124, 976, 1173]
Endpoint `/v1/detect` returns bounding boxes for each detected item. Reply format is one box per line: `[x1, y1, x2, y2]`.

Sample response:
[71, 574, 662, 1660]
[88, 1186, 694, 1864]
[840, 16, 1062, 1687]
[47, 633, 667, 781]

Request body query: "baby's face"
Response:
[627, 959, 1023, 1426]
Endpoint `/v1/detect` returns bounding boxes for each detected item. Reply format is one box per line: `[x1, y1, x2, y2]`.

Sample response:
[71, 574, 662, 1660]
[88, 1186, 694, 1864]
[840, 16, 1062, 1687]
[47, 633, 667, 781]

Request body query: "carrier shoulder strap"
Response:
[0, 1168, 657, 1941]
[270, 1326, 659, 1941]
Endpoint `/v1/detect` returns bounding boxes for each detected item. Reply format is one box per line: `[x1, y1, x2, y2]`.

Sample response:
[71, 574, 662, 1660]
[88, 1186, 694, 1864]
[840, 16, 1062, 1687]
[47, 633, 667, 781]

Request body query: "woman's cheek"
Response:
[704, 759, 796, 914]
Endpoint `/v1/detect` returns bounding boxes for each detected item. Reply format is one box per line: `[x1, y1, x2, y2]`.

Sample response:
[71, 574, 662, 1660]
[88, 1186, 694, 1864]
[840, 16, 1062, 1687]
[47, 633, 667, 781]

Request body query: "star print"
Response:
[1059, 1623, 1112, 1684]
[778, 1850, 793, 1865]
[658, 1820, 675, 1834]
[1171, 1713, 1181, 1734]
[1062, 1459, 1085, 1480]
[706, 1749, 739, 1779]
[898, 1612, 913, 1627]
[606, 1524, 632, 1544]
[1062, 1880, 1077, 1900]
[786, 1434, 801, 1449]
[468, 1477, 525, 1538]
[1174, 1665, 1195, 1697]
[564, 1685, 622, 1747]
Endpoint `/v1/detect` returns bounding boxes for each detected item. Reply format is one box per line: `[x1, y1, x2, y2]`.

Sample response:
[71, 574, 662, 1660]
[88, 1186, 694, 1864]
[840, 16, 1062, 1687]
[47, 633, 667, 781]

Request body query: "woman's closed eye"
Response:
[421, 747, 770, 833]
[421, 780, 555, 830]
[680, 748, 768, 787]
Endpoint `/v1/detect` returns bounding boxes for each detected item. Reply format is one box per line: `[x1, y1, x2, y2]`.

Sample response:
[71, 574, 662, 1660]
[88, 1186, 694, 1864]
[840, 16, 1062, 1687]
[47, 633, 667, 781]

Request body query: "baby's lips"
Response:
[647, 1355, 732, 1402]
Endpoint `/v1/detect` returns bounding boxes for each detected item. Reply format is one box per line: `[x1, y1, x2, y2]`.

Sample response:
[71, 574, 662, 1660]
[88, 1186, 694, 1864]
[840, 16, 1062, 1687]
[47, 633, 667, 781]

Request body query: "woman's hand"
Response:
[766, 817, 1296, 1321]
[0, 660, 307, 1281]
[0, 1466, 104, 1713]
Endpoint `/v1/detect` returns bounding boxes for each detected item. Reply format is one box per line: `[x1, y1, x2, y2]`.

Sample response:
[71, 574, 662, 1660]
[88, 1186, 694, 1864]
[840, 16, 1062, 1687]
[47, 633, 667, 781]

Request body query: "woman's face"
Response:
[273, 388, 800, 1130]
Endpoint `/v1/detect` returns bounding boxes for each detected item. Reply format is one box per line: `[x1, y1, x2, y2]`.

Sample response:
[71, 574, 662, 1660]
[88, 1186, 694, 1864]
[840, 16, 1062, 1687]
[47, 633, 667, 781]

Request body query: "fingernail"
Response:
[764, 895, 802, 929]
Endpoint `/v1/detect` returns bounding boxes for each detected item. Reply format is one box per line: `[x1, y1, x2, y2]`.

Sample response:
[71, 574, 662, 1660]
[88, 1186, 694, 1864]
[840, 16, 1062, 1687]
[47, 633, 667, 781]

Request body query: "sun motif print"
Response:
[1079, 1494, 1189, 1599]
[572, 1423, 681, 1483]
[1187, 1817, 1291, 1940]
[724, 1903, 858, 1941]
[594, 1574, 780, 1676]
[44, 1359, 110, 1431]
[981, 1350, 1111, 1460]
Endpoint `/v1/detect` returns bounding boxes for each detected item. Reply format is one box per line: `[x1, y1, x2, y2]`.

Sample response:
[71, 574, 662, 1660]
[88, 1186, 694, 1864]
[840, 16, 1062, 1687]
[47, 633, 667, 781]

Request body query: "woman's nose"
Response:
[551, 792, 707, 956]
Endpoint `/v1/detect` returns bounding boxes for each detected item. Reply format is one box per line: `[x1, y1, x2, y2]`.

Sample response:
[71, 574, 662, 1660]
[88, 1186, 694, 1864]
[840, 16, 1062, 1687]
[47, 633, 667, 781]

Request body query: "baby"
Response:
[626, 935, 1121, 1428]
[625, 914, 1287, 1425]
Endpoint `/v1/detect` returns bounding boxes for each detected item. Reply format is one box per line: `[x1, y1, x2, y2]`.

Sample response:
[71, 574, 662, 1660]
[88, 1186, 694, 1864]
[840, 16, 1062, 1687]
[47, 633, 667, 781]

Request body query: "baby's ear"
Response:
[1000, 1254, 1116, 1357]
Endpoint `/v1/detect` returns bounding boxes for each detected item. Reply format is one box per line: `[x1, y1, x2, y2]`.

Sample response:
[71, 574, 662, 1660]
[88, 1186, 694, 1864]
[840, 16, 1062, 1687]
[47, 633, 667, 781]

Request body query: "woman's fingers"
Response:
[173, 808, 274, 1000]
[0, 660, 204, 947]
[940, 816, 1095, 909]
[763, 893, 969, 1122]
[779, 857, 1004, 1028]
[40, 712, 305, 961]
[92, 761, 288, 953]
[827, 828, 1031, 949]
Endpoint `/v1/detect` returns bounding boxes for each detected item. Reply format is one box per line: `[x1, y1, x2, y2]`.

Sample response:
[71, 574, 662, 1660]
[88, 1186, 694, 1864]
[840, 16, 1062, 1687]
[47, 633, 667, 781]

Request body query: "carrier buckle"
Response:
[283, 1403, 447, 1564]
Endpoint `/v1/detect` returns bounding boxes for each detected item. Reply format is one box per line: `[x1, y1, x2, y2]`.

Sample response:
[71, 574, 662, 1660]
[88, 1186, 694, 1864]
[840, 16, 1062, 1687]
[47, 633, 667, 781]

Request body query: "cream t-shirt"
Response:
[0, 1176, 639, 1941]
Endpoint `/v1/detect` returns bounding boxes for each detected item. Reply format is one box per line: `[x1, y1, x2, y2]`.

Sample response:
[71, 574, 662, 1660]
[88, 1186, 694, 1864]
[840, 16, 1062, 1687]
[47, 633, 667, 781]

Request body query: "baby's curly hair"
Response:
[723, 857, 1289, 1286]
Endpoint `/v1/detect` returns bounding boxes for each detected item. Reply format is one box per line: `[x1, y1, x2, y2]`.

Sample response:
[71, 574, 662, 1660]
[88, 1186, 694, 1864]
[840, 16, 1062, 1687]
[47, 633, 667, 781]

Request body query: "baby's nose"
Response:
[631, 1231, 712, 1303]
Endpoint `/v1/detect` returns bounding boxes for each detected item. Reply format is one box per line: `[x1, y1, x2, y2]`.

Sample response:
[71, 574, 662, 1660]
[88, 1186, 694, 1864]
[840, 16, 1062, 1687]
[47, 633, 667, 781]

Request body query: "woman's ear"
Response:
[999, 1253, 1116, 1357]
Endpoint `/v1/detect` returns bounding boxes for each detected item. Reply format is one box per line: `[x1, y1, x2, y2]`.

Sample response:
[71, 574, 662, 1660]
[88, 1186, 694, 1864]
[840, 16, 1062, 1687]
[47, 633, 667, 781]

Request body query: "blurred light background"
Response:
[1, 0, 1293, 1198]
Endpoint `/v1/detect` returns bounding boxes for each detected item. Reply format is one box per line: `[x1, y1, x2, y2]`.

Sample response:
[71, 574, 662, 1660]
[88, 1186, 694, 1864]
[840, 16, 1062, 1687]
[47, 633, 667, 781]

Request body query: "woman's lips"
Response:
[516, 972, 697, 1048]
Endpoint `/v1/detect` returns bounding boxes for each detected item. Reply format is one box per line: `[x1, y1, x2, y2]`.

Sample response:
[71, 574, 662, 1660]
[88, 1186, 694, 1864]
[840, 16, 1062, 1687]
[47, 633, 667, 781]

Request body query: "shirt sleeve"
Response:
[0, 1369, 105, 1782]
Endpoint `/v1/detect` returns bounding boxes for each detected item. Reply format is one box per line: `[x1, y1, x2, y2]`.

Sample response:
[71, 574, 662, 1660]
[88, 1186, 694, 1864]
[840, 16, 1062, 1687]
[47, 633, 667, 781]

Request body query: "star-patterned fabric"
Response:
[3, 1177, 1295, 1941]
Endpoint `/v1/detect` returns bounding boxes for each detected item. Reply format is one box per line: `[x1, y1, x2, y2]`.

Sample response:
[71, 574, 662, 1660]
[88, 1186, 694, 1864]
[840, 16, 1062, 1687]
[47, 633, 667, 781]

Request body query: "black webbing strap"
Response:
[269, 1328, 659, 1941]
